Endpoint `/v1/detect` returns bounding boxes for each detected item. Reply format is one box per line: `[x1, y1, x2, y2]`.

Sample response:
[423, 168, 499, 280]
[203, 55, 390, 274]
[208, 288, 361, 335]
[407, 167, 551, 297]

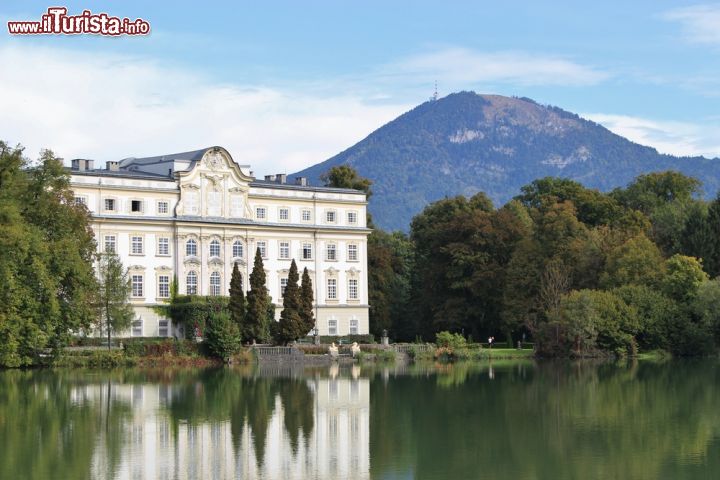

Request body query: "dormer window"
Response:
[131, 200, 143, 213]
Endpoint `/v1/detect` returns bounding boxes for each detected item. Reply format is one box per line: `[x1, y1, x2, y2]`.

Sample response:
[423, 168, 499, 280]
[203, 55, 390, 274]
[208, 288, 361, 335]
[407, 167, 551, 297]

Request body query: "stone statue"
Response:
[351, 342, 361, 358]
[328, 342, 339, 358]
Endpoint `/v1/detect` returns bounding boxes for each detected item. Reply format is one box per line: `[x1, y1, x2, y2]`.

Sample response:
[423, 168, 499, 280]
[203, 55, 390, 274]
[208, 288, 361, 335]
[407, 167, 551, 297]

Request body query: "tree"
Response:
[661, 254, 708, 303]
[299, 267, 315, 335]
[276, 260, 303, 344]
[599, 234, 665, 288]
[228, 263, 246, 334]
[246, 248, 271, 343]
[0, 144, 98, 366]
[611, 171, 702, 215]
[97, 253, 134, 348]
[204, 310, 241, 361]
[321, 165, 372, 197]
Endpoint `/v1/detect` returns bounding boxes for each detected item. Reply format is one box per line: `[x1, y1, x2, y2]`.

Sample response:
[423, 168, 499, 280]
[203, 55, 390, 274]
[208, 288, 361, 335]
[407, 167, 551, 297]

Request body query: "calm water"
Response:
[1, 360, 719, 480]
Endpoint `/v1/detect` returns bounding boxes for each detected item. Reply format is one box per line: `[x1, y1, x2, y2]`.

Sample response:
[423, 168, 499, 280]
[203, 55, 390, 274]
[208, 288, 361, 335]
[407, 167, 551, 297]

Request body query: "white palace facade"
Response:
[69, 146, 370, 338]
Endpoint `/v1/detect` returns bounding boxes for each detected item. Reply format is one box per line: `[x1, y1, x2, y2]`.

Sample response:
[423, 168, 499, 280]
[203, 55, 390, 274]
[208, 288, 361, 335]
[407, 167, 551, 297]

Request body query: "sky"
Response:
[2, 0, 720, 175]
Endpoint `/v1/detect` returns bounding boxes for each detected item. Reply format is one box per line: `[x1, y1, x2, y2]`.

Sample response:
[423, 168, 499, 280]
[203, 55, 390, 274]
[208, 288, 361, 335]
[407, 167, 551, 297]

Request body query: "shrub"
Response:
[204, 311, 242, 361]
[435, 331, 467, 350]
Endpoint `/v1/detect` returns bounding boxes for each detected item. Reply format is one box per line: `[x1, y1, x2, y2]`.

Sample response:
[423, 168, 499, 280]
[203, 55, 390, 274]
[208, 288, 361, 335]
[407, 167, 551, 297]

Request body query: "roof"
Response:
[68, 168, 176, 181]
[119, 147, 212, 168]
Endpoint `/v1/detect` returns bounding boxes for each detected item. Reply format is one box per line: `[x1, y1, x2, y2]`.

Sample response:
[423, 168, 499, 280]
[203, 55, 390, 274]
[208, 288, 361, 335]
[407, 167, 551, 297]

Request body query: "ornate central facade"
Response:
[69, 146, 370, 337]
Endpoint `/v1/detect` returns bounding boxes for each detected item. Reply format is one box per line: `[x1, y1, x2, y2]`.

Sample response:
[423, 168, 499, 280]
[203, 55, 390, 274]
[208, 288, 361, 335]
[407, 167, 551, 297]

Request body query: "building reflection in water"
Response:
[77, 366, 370, 480]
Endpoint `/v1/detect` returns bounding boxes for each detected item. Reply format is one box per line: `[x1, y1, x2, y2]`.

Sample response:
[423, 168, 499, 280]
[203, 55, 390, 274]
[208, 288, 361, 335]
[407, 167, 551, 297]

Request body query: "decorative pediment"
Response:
[208, 257, 224, 266]
[181, 183, 200, 190]
[155, 266, 173, 272]
[228, 187, 246, 193]
[325, 266, 338, 276]
[128, 265, 146, 271]
[183, 257, 201, 266]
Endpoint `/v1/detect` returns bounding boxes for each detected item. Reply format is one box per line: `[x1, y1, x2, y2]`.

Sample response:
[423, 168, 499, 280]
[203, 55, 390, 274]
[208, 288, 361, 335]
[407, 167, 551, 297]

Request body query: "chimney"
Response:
[294, 176, 308, 186]
[276, 174, 287, 184]
[264, 174, 276, 182]
[106, 161, 120, 171]
[71, 159, 94, 171]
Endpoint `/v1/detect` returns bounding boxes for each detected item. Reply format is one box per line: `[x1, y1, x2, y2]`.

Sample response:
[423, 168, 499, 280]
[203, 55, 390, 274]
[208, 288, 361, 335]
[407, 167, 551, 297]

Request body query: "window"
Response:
[74, 196, 87, 206]
[347, 211, 358, 224]
[326, 243, 337, 261]
[158, 319, 169, 337]
[350, 318, 359, 335]
[327, 278, 337, 300]
[232, 240, 244, 258]
[209, 272, 221, 296]
[328, 319, 338, 336]
[279, 208, 289, 221]
[157, 201, 169, 214]
[209, 239, 221, 258]
[280, 277, 288, 297]
[231, 195, 244, 217]
[186, 239, 197, 257]
[348, 244, 358, 261]
[348, 279, 358, 300]
[256, 207, 266, 220]
[158, 275, 170, 298]
[131, 275, 144, 298]
[186, 271, 198, 295]
[257, 241, 267, 259]
[302, 209, 311, 222]
[104, 198, 115, 211]
[131, 236, 143, 255]
[326, 210, 336, 223]
[207, 191, 221, 216]
[132, 319, 143, 337]
[279, 241, 290, 259]
[185, 192, 198, 215]
[104, 235, 116, 254]
[131, 200, 143, 213]
[157, 237, 169, 256]
[302, 242, 313, 260]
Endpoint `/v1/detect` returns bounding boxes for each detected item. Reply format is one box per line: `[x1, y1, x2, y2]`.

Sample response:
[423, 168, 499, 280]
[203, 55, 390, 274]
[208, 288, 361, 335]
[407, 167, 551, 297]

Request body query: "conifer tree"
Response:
[228, 263, 247, 338]
[246, 248, 271, 343]
[300, 267, 315, 335]
[277, 260, 302, 344]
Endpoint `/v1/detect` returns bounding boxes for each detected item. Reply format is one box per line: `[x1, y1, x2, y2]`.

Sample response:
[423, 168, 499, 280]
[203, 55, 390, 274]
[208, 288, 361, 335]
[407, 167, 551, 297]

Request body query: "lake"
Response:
[1, 360, 719, 479]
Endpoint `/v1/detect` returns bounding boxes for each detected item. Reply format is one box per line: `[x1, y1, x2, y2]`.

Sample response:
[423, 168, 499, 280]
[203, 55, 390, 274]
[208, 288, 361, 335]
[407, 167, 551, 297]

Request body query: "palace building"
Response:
[69, 146, 370, 338]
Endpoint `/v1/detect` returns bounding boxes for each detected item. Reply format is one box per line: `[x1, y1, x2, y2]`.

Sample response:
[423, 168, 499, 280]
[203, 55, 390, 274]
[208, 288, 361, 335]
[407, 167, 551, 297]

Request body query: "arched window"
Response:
[210, 272, 221, 296]
[186, 271, 198, 295]
[186, 239, 197, 257]
[209, 239, 221, 258]
[232, 240, 244, 258]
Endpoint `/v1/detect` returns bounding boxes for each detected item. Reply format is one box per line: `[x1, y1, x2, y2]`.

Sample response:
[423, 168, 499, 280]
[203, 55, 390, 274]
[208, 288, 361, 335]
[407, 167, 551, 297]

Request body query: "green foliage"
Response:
[299, 267, 315, 334]
[612, 171, 701, 215]
[600, 235, 665, 288]
[276, 260, 304, 344]
[246, 248, 271, 343]
[204, 311, 242, 361]
[228, 263, 246, 332]
[435, 331, 467, 350]
[165, 295, 229, 338]
[368, 229, 412, 339]
[97, 253, 134, 345]
[613, 285, 677, 351]
[0, 144, 98, 367]
[320, 164, 372, 197]
[539, 289, 638, 357]
[661, 254, 708, 303]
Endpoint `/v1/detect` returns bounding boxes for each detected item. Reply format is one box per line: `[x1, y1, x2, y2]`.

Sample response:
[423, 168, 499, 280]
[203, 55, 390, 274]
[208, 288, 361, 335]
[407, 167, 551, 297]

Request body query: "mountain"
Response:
[292, 91, 720, 231]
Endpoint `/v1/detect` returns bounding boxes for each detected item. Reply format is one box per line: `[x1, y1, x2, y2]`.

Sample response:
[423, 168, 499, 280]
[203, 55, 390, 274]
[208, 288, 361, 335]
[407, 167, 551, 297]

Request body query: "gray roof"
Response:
[69, 168, 176, 181]
[119, 147, 212, 168]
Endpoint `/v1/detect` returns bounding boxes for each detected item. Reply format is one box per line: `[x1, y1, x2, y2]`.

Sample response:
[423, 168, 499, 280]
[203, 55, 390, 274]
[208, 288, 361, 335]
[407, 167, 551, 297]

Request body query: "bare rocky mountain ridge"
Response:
[292, 91, 720, 231]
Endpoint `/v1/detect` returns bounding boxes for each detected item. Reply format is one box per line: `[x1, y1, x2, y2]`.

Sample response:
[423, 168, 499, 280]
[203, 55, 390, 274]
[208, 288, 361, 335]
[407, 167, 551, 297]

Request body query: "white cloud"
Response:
[387, 47, 608, 87]
[585, 113, 720, 158]
[663, 5, 720, 45]
[0, 44, 410, 175]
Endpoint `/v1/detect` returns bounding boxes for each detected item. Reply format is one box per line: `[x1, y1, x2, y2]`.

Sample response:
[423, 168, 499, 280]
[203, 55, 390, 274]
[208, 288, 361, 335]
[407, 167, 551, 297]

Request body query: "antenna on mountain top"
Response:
[432, 81, 438, 101]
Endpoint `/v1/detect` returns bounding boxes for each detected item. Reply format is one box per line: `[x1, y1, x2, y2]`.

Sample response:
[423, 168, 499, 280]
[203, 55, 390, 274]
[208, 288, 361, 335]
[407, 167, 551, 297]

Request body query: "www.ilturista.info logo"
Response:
[7, 7, 150, 36]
